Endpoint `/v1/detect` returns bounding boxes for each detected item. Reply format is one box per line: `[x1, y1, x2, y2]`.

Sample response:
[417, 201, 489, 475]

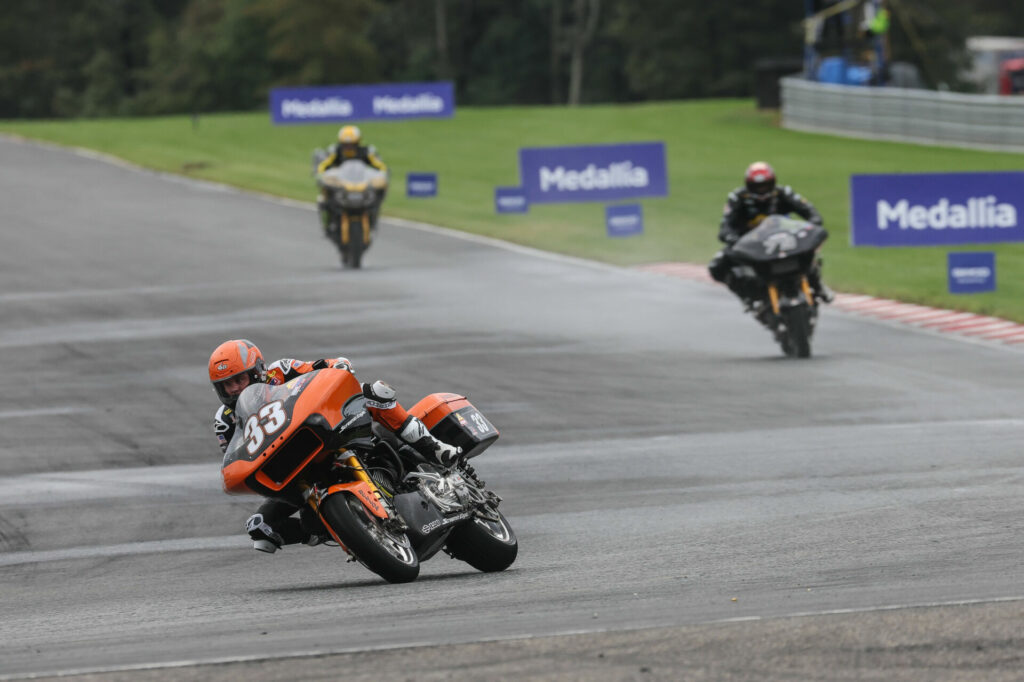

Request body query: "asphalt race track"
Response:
[1, 137, 1022, 680]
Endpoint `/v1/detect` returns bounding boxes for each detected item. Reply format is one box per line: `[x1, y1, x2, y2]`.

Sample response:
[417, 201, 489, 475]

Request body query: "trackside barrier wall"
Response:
[780, 77, 1024, 152]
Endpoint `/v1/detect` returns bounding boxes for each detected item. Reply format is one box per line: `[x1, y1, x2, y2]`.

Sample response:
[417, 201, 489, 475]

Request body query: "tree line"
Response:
[1, 0, 1022, 119]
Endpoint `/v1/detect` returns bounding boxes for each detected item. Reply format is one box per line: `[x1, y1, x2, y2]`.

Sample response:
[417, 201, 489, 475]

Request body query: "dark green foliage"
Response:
[1, 0, 1022, 118]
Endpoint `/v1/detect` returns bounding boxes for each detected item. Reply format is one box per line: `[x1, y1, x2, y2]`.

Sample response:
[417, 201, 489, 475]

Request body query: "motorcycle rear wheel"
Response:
[320, 493, 419, 583]
[445, 509, 518, 573]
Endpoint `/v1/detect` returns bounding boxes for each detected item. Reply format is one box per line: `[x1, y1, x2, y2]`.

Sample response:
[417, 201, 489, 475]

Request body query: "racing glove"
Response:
[312, 357, 354, 372]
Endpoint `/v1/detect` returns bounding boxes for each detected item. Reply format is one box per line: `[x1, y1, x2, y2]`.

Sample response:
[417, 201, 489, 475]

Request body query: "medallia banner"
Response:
[518, 142, 668, 204]
[270, 82, 454, 124]
[849, 171, 1024, 246]
[494, 187, 529, 214]
[605, 204, 644, 237]
[948, 252, 996, 294]
[406, 173, 438, 198]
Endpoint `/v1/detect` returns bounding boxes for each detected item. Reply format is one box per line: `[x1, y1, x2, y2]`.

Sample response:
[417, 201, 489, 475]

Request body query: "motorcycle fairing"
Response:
[221, 368, 364, 495]
[325, 481, 388, 519]
[731, 215, 827, 264]
[409, 393, 499, 459]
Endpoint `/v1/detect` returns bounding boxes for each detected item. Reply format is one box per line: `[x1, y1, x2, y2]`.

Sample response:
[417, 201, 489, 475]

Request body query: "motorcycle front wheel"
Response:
[445, 508, 518, 573]
[781, 304, 812, 358]
[338, 213, 365, 269]
[320, 493, 419, 583]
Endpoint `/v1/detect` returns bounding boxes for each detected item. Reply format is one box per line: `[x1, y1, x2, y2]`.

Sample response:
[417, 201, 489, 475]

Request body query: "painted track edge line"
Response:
[3, 595, 1023, 681]
[640, 261, 1024, 352]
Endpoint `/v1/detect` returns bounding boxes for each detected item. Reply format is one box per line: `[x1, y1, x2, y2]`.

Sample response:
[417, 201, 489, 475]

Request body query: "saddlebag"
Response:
[409, 393, 498, 459]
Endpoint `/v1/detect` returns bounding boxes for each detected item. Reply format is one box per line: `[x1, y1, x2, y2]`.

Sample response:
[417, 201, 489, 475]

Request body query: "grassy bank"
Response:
[4, 101, 1024, 319]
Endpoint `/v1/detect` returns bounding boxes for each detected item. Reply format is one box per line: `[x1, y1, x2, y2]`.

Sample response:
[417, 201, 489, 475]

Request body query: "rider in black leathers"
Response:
[708, 161, 833, 305]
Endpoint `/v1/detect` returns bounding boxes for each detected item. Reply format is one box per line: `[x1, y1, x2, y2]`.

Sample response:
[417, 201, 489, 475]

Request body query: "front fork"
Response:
[339, 213, 372, 246]
[767, 276, 815, 315]
[304, 454, 397, 552]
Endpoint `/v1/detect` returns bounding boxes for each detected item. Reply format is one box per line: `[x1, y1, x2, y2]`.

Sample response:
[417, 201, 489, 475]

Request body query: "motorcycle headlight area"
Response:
[769, 258, 801, 275]
[321, 176, 346, 188]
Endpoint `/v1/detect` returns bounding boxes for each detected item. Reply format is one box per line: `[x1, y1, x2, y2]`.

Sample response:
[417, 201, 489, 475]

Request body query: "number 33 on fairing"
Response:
[243, 400, 286, 454]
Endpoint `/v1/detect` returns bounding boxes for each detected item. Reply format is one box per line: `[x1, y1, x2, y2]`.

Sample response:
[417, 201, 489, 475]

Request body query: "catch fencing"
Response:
[780, 77, 1024, 153]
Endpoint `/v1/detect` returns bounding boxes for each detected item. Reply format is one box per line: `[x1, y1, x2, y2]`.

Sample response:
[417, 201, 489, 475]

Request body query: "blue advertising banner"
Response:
[850, 171, 1024, 246]
[406, 173, 437, 198]
[270, 82, 454, 124]
[606, 204, 644, 237]
[495, 187, 529, 214]
[948, 252, 996, 294]
[518, 142, 668, 204]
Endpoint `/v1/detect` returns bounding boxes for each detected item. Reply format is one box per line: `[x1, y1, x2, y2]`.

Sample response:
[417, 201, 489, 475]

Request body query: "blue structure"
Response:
[804, 0, 888, 86]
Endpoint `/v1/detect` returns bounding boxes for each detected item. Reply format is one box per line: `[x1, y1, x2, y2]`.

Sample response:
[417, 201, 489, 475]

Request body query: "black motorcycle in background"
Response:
[728, 215, 828, 358]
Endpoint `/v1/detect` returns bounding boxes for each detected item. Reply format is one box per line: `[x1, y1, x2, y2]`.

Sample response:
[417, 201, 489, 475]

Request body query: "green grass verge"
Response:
[4, 100, 1024, 319]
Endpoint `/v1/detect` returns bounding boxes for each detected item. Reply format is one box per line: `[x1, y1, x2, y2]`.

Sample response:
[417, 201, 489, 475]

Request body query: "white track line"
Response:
[3, 595, 1022, 681]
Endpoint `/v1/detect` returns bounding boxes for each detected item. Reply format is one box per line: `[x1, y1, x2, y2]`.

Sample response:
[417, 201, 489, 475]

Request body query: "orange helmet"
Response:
[208, 339, 267, 407]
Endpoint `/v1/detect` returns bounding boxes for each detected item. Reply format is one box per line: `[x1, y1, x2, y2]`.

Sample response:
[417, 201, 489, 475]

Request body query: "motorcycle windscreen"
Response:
[322, 160, 387, 187]
[220, 369, 364, 494]
[732, 215, 827, 264]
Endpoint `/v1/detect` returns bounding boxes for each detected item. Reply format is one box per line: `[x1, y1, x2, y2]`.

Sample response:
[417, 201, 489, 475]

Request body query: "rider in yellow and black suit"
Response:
[708, 161, 833, 305]
[317, 125, 388, 233]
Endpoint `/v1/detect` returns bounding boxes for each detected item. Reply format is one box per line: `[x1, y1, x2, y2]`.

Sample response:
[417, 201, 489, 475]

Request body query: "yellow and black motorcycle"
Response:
[316, 159, 388, 269]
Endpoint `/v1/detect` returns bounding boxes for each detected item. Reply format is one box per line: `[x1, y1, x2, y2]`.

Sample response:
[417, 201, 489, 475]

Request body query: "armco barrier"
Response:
[780, 77, 1024, 152]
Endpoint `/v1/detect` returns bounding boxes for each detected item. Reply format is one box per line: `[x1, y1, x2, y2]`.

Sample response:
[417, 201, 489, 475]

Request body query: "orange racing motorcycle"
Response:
[221, 368, 517, 583]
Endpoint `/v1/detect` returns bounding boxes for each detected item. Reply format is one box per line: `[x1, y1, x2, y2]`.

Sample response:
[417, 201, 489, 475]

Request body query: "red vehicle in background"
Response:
[998, 57, 1024, 95]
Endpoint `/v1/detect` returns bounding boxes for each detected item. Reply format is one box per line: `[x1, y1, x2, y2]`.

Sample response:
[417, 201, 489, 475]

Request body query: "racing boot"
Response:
[299, 506, 328, 547]
[317, 191, 333, 238]
[398, 415, 463, 467]
[724, 272, 751, 307]
[807, 261, 835, 304]
[246, 513, 284, 554]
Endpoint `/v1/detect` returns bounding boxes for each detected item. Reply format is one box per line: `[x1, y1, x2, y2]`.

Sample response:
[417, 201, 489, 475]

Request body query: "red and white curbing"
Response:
[637, 262, 1024, 347]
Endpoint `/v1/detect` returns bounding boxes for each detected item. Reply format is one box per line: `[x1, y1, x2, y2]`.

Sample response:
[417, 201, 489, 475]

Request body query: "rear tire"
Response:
[782, 305, 812, 358]
[320, 493, 419, 583]
[445, 509, 518, 573]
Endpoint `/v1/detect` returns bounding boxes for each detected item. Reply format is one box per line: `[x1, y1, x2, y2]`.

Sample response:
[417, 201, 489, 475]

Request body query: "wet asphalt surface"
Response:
[1, 137, 1022, 680]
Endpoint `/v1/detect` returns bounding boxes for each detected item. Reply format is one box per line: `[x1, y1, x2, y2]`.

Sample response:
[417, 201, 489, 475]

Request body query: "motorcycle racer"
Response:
[708, 162, 833, 306]
[208, 339, 461, 554]
[316, 125, 388, 234]
[316, 125, 387, 175]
